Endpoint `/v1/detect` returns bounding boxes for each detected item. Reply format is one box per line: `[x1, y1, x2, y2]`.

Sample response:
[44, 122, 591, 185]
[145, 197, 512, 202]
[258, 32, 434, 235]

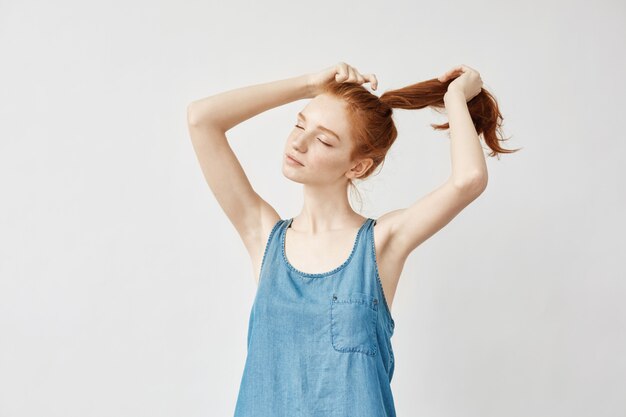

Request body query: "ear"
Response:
[346, 157, 374, 180]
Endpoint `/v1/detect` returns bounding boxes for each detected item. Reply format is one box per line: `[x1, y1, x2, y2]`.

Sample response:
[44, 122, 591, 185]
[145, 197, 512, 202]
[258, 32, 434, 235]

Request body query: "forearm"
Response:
[187, 74, 314, 131]
[444, 90, 488, 188]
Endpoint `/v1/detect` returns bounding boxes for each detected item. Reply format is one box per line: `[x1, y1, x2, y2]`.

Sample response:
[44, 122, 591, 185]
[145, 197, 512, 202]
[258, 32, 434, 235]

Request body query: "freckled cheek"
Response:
[310, 155, 344, 173]
[284, 136, 342, 170]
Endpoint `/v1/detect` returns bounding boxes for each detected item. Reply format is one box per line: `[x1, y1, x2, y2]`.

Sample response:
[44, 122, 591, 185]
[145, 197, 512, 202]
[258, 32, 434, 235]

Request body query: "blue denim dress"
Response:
[233, 217, 397, 417]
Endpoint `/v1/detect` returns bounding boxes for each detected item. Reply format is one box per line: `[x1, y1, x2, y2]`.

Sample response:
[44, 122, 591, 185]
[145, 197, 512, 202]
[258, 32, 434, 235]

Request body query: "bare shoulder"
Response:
[373, 209, 406, 259]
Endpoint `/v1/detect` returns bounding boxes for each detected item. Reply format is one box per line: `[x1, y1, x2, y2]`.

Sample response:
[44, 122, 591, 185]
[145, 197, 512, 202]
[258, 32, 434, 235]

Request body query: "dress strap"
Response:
[367, 218, 396, 332]
[260, 218, 285, 274]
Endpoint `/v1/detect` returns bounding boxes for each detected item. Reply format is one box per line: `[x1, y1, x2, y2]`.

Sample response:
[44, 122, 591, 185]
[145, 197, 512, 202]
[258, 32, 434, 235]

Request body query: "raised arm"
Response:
[380, 65, 489, 261]
[186, 74, 315, 282]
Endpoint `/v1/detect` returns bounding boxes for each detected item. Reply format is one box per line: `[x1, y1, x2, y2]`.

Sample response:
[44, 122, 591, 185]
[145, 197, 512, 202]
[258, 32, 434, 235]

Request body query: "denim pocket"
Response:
[330, 292, 378, 356]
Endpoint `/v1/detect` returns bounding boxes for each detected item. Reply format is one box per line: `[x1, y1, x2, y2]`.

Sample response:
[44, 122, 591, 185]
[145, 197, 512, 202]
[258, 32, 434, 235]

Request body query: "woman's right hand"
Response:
[307, 62, 378, 96]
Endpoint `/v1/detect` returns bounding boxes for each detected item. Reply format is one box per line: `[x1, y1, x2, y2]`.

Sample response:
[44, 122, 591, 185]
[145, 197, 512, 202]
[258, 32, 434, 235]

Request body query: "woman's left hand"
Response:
[438, 64, 483, 102]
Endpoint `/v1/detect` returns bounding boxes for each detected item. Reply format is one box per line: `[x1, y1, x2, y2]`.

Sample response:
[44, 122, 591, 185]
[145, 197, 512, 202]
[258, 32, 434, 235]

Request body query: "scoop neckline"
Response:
[281, 217, 371, 278]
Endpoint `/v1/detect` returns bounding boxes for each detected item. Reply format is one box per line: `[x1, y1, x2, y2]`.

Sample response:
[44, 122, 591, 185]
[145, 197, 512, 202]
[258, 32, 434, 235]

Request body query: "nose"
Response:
[292, 142, 304, 153]
[291, 134, 307, 152]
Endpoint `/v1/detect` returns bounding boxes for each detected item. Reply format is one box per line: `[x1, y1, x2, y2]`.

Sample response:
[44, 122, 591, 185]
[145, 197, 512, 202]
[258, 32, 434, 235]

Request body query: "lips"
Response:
[286, 154, 304, 166]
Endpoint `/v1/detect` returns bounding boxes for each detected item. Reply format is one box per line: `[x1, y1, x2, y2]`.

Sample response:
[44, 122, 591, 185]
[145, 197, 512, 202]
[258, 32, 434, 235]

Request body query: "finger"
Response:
[335, 62, 349, 81]
[443, 67, 465, 81]
[354, 69, 366, 84]
[346, 67, 357, 82]
[459, 64, 482, 78]
[366, 73, 378, 90]
[447, 65, 465, 76]
[439, 66, 462, 82]
[450, 66, 465, 76]
[462, 64, 478, 73]
[350, 66, 363, 83]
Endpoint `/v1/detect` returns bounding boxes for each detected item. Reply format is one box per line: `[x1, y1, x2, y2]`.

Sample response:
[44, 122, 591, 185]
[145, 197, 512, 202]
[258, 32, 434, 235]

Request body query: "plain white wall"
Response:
[1, 0, 624, 416]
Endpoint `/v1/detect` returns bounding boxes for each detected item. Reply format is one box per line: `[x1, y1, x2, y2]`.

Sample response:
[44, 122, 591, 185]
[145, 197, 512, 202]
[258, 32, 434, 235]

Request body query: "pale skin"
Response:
[187, 62, 487, 312]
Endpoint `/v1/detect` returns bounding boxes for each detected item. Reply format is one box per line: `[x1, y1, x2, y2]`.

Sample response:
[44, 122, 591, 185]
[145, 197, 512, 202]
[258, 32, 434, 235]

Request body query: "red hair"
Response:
[317, 78, 517, 188]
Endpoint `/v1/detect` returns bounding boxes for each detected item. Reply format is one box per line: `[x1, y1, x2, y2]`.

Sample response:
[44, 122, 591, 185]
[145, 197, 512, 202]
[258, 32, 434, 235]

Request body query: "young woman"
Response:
[187, 62, 514, 417]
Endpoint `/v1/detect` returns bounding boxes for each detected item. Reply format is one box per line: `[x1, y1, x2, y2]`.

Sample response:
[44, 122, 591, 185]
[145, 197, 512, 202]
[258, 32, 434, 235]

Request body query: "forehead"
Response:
[300, 94, 349, 137]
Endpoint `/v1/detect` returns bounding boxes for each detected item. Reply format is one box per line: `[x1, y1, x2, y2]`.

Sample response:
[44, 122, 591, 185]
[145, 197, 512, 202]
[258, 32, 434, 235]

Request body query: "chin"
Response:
[281, 165, 307, 184]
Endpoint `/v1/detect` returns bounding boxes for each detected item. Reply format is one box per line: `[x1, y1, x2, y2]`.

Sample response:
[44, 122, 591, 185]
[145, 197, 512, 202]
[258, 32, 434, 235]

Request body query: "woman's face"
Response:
[282, 94, 361, 186]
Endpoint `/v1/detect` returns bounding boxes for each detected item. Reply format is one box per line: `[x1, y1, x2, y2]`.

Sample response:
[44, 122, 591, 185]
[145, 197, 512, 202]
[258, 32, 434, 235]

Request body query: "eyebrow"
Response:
[297, 112, 341, 142]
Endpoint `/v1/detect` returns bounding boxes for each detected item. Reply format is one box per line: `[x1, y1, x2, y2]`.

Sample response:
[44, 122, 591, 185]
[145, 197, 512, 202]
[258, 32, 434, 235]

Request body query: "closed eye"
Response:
[294, 124, 332, 147]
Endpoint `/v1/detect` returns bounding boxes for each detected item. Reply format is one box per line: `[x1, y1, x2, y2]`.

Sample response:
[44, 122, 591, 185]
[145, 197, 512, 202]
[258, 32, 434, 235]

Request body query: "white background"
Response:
[1, 0, 624, 416]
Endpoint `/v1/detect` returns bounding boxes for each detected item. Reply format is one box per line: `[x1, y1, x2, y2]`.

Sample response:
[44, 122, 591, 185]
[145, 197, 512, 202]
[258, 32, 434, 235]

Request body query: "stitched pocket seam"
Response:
[330, 293, 378, 356]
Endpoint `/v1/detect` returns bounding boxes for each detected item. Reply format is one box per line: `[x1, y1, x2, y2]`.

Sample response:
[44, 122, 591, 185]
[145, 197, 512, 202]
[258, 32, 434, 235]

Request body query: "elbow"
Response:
[187, 100, 221, 128]
[452, 172, 488, 195]
[187, 102, 200, 127]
